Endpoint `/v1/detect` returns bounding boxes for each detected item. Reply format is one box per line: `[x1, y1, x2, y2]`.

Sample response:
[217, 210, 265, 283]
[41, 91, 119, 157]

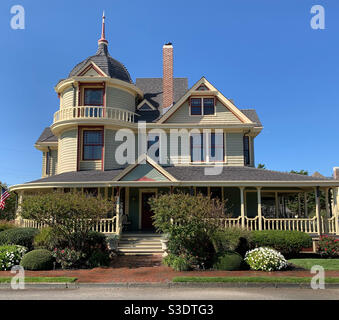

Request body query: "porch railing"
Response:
[262, 217, 318, 234]
[21, 218, 119, 234]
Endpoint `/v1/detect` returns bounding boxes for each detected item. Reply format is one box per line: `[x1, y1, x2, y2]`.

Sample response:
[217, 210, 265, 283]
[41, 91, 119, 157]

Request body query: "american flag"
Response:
[0, 187, 10, 210]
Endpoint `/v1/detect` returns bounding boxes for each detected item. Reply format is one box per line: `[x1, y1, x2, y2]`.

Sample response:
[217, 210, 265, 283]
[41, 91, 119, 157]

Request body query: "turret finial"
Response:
[98, 11, 108, 45]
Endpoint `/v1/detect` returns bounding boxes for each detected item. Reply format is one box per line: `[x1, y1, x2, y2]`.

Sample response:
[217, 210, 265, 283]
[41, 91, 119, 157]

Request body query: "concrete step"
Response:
[118, 247, 164, 254]
[118, 244, 162, 249]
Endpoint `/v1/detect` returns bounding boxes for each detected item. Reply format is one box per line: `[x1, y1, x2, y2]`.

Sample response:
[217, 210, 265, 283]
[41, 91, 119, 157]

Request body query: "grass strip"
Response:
[288, 259, 339, 271]
[0, 277, 77, 283]
[172, 276, 339, 284]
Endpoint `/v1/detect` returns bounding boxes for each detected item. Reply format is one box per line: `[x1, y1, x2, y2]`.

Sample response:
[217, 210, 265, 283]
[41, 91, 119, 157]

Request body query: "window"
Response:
[190, 98, 215, 115]
[190, 98, 202, 115]
[83, 130, 103, 160]
[243, 135, 250, 165]
[147, 134, 159, 159]
[84, 88, 104, 106]
[203, 98, 215, 115]
[190, 132, 224, 162]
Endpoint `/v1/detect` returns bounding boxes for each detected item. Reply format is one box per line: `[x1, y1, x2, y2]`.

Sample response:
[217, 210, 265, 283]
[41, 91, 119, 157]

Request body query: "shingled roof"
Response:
[69, 43, 133, 84]
[35, 127, 58, 144]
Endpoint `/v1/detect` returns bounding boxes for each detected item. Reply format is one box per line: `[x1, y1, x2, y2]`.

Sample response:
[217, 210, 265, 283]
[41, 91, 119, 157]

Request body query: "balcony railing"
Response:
[53, 106, 136, 124]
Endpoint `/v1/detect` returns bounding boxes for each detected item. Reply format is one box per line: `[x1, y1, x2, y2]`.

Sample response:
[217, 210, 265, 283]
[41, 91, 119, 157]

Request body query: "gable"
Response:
[136, 99, 156, 111]
[159, 77, 253, 124]
[120, 163, 170, 181]
[77, 62, 107, 77]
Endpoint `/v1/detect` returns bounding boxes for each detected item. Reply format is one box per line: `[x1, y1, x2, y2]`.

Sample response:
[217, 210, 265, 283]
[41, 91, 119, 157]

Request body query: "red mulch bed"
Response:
[1, 255, 337, 283]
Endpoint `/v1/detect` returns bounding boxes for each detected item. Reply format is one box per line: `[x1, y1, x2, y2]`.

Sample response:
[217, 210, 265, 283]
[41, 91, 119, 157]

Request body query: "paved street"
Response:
[0, 287, 339, 300]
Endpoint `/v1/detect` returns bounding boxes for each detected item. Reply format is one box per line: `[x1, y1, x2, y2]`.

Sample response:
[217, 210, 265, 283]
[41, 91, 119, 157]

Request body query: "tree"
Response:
[21, 191, 113, 250]
[0, 181, 16, 221]
[257, 163, 266, 169]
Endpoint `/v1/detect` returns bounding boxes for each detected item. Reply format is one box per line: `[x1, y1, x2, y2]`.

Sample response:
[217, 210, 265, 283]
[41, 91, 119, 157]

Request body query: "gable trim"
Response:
[77, 61, 108, 77]
[158, 77, 253, 124]
[136, 99, 156, 111]
[113, 154, 178, 182]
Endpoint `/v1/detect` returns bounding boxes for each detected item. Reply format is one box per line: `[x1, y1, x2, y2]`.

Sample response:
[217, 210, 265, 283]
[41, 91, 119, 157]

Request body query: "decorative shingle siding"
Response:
[57, 129, 77, 174]
[164, 101, 242, 124]
[106, 87, 135, 112]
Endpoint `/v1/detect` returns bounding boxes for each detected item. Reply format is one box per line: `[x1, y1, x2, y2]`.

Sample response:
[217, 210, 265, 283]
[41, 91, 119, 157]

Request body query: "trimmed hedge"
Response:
[213, 251, 243, 271]
[20, 249, 54, 270]
[251, 230, 312, 257]
[0, 228, 39, 251]
[0, 221, 15, 233]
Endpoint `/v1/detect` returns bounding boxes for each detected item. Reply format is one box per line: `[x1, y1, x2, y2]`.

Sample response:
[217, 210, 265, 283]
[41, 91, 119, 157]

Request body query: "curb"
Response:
[0, 282, 339, 289]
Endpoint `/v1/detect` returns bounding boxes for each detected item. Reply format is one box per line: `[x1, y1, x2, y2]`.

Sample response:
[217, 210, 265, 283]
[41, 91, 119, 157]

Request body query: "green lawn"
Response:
[173, 276, 339, 284]
[288, 259, 339, 271]
[0, 277, 77, 283]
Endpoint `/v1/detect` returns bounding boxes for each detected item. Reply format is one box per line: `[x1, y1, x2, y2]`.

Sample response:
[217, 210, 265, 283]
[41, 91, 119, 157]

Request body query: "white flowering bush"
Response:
[0, 245, 27, 270]
[244, 247, 287, 271]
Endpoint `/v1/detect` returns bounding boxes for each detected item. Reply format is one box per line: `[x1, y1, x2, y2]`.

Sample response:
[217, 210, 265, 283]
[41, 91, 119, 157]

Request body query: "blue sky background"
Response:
[0, 0, 338, 186]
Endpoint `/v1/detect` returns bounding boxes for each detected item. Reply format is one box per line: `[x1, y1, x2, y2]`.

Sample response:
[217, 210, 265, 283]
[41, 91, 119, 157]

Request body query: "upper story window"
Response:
[83, 130, 103, 160]
[190, 132, 224, 163]
[147, 134, 160, 159]
[190, 97, 215, 116]
[243, 135, 250, 165]
[84, 88, 104, 106]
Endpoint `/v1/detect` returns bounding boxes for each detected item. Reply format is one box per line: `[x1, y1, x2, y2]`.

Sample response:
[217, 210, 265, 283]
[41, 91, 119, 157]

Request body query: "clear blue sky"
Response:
[1, 0, 338, 186]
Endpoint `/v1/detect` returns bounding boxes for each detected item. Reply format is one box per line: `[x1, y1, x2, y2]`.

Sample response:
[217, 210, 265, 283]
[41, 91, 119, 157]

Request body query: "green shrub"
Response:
[163, 253, 191, 271]
[20, 249, 54, 270]
[213, 251, 244, 271]
[33, 227, 55, 250]
[0, 228, 39, 251]
[317, 235, 339, 258]
[211, 227, 252, 257]
[0, 221, 15, 233]
[87, 249, 110, 268]
[52, 248, 85, 269]
[245, 247, 288, 271]
[0, 245, 27, 270]
[251, 230, 312, 257]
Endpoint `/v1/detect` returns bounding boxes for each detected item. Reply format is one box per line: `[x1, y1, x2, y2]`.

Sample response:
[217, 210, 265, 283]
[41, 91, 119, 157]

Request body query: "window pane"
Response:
[191, 98, 202, 115]
[84, 89, 103, 106]
[84, 145, 102, 160]
[84, 131, 102, 144]
[147, 135, 159, 159]
[210, 133, 224, 162]
[203, 98, 215, 115]
[243, 136, 250, 165]
[190, 133, 204, 162]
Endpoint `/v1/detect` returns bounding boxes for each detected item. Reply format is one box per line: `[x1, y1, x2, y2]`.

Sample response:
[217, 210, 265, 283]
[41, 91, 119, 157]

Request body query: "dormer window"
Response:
[84, 88, 104, 106]
[190, 97, 215, 116]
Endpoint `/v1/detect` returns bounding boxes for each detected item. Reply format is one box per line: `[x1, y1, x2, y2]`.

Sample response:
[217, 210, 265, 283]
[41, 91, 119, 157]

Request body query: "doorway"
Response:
[140, 190, 156, 230]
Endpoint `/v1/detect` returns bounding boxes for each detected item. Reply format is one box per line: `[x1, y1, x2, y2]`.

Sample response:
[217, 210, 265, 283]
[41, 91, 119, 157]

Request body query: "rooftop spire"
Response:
[98, 11, 108, 45]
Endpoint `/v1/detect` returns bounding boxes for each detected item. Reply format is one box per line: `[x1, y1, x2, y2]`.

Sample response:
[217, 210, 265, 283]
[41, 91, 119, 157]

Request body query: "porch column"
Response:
[298, 193, 301, 216]
[275, 192, 279, 217]
[315, 187, 322, 236]
[333, 188, 339, 235]
[257, 187, 262, 230]
[325, 188, 330, 218]
[304, 192, 308, 217]
[239, 187, 245, 228]
[15, 191, 24, 227]
[115, 187, 121, 235]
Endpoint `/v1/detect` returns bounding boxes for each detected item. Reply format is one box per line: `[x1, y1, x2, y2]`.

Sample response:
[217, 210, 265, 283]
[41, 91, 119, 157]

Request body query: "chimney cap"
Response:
[164, 42, 173, 46]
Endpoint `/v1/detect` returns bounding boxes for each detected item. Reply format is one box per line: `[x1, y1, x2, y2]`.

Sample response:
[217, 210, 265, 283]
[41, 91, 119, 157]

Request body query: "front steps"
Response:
[117, 233, 164, 255]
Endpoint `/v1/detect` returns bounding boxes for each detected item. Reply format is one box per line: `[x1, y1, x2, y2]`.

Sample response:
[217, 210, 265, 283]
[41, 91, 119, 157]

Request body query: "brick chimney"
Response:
[163, 43, 174, 110]
[334, 167, 339, 180]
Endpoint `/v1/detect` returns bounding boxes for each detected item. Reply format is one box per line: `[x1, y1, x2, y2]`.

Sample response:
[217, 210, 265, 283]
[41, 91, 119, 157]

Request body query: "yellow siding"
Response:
[106, 87, 135, 112]
[41, 152, 46, 177]
[79, 161, 101, 171]
[165, 101, 243, 124]
[61, 87, 74, 109]
[57, 129, 77, 174]
[226, 133, 244, 166]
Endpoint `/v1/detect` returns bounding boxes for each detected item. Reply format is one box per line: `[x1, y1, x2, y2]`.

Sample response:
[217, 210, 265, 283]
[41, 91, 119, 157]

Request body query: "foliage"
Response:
[245, 247, 288, 271]
[163, 253, 192, 271]
[20, 249, 54, 270]
[213, 251, 244, 271]
[0, 228, 39, 251]
[0, 245, 27, 271]
[288, 258, 339, 271]
[257, 163, 266, 169]
[87, 249, 110, 268]
[317, 235, 339, 258]
[52, 248, 85, 269]
[22, 191, 112, 251]
[33, 227, 55, 250]
[211, 227, 252, 257]
[251, 230, 312, 257]
[0, 182, 16, 221]
[106, 234, 119, 251]
[150, 193, 227, 269]
[0, 221, 15, 233]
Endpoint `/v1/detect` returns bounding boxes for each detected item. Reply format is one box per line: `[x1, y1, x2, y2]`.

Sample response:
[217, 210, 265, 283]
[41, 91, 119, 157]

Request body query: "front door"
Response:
[141, 192, 156, 230]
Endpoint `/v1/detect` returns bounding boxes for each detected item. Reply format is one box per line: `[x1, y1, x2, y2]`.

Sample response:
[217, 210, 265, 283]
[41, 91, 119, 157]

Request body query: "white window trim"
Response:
[189, 97, 216, 116]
